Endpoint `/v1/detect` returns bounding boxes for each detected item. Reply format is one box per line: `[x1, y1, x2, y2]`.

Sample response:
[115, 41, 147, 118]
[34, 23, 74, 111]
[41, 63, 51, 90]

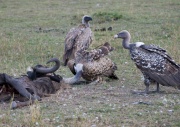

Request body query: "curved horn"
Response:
[35, 58, 60, 74]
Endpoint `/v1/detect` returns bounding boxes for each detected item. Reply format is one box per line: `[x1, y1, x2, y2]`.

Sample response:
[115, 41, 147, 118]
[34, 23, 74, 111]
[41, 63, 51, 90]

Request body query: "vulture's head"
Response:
[82, 15, 92, 25]
[114, 30, 131, 39]
[114, 30, 145, 49]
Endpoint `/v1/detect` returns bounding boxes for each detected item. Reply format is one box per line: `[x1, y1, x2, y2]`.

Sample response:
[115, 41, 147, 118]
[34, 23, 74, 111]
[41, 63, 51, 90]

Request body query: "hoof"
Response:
[11, 101, 17, 109]
[32, 95, 41, 101]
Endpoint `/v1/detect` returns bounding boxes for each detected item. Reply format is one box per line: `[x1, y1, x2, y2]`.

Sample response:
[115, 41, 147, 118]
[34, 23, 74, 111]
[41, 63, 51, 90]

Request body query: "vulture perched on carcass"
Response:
[65, 42, 118, 85]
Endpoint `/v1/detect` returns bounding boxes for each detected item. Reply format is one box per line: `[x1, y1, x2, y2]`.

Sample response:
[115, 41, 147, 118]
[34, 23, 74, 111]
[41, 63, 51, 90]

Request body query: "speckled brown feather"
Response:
[67, 42, 118, 81]
[82, 56, 117, 81]
[75, 42, 113, 63]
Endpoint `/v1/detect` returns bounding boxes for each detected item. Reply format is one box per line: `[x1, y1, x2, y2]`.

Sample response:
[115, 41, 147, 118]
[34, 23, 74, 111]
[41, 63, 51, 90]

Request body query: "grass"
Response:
[0, 0, 180, 126]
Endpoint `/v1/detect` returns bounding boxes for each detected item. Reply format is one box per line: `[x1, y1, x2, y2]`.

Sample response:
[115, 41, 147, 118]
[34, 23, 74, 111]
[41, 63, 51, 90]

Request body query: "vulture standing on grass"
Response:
[114, 30, 180, 94]
[63, 15, 93, 66]
[64, 42, 118, 85]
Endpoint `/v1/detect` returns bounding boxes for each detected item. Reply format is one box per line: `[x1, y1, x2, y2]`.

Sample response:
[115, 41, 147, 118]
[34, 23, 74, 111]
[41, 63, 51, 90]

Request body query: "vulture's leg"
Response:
[131, 78, 150, 95]
[156, 83, 160, 92]
[149, 82, 160, 93]
[88, 77, 103, 85]
[144, 79, 150, 94]
[4, 74, 37, 100]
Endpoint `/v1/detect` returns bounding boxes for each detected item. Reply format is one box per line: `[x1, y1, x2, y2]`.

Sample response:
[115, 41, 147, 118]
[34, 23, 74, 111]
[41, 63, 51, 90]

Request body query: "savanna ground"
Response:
[0, 0, 180, 126]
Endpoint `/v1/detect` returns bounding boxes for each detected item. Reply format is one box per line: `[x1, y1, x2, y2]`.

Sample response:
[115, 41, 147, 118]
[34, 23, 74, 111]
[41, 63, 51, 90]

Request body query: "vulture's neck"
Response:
[63, 71, 82, 84]
[122, 37, 131, 49]
[82, 21, 90, 27]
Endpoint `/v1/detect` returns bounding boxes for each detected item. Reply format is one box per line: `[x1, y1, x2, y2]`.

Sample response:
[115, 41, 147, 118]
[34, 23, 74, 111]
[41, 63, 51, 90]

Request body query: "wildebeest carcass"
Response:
[0, 58, 71, 109]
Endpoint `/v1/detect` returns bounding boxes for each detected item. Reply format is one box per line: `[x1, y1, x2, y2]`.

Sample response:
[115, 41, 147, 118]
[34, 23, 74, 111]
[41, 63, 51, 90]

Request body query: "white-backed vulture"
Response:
[0, 58, 81, 109]
[114, 30, 180, 94]
[65, 42, 118, 85]
[63, 15, 93, 66]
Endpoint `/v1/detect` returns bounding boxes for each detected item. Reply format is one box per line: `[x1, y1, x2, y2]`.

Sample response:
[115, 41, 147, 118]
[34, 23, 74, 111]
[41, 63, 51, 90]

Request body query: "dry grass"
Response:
[0, 0, 180, 126]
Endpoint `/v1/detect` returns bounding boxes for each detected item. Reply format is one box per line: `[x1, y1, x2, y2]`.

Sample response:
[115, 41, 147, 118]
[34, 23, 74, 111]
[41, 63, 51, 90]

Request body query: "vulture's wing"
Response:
[63, 25, 85, 66]
[132, 44, 180, 88]
[75, 42, 113, 63]
[75, 27, 92, 51]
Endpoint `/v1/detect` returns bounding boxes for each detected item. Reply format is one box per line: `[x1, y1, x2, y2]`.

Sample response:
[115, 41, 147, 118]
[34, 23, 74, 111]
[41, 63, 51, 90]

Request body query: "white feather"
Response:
[135, 42, 144, 47]
[74, 63, 83, 73]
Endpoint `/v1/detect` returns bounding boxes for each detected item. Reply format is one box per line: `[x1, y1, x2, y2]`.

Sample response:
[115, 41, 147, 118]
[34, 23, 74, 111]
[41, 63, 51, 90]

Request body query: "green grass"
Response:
[0, 0, 180, 126]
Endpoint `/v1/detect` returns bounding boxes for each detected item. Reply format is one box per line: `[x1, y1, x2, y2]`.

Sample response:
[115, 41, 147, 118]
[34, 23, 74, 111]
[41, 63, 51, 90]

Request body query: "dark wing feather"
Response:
[144, 69, 180, 89]
[140, 44, 179, 67]
[131, 44, 180, 88]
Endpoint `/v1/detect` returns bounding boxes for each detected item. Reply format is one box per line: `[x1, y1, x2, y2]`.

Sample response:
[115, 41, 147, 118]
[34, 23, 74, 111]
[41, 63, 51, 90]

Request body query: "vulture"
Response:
[114, 30, 180, 94]
[63, 15, 93, 66]
[64, 42, 118, 85]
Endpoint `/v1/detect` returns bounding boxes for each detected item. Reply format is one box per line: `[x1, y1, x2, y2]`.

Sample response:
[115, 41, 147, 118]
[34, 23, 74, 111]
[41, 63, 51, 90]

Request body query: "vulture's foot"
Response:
[88, 80, 98, 86]
[88, 77, 103, 85]
[131, 89, 161, 95]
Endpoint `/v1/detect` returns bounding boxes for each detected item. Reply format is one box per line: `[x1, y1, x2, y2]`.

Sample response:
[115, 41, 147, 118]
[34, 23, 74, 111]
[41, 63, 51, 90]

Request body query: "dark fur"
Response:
[0, 58, 69, 109]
